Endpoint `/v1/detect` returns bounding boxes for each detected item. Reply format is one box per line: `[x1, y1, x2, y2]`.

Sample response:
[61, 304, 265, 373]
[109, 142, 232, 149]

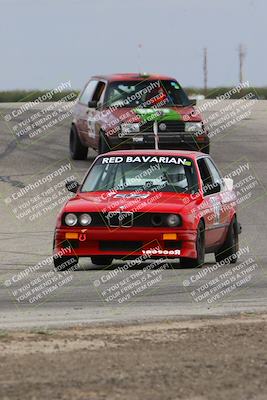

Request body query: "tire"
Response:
[69, 125, 88, 160]
[197, 141, 210, 154]
[180, 221, 205, 268]
[202, 143, 210, 154]
[98, 131, 110, 154]
[215, 217, 239, 264]
[91, 256, 113, 266]
[53, 256, 79, 271]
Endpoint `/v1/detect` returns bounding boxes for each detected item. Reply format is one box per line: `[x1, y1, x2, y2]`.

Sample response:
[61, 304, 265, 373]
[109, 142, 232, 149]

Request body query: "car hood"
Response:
[64, 191, 198, 214]
[100, 106, 201, 129]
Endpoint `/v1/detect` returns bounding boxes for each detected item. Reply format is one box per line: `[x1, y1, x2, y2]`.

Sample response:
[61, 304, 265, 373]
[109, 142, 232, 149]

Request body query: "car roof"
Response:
[91, 73, 176, 82]
[99, 149, 207, 160]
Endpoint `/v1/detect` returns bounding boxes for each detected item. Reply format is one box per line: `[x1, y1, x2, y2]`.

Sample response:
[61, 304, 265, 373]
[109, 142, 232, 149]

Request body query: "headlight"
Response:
[121, 123, 140, 134]
[166, 214, 181, 227]
[79, 213, 92, 226]
[65, 213, 78, 226]
[185, 122, 203, 132]
[151, 214, 163, 226]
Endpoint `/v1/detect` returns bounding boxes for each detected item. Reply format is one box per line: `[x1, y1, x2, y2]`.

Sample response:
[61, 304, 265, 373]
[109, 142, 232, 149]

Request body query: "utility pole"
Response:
[137, 43, 143, 74]
[239, 44, 246, 84]
[203, 47, 208, 96]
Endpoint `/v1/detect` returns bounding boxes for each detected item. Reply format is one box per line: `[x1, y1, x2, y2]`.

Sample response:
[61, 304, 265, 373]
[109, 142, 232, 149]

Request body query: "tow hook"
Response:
[79, 229, 87, 241]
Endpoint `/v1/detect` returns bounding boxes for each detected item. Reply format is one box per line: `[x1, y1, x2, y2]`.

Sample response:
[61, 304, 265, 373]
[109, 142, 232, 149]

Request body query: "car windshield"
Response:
[104, 80, 190, 108]
[81, 156, 198, 194]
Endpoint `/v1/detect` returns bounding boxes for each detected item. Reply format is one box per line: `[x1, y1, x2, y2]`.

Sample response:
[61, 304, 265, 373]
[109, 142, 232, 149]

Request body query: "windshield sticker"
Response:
[113, 193, 150, 199]
[171, 81, 180, 89]
[101, 156, 192, 166]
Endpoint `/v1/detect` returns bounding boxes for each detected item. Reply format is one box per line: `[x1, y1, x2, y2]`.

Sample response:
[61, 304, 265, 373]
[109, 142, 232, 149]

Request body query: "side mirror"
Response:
[88, 100, 98, 108]
[223, 177, 233, 191]
[203, 182, 221, 196]
[65, 180, 80, 193]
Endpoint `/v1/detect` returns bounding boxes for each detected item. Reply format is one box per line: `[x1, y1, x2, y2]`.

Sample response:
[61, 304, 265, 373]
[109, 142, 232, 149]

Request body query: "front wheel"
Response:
[69, 125, 88, 160]
[202, 143, 210, 154]
[215, 217, 239, 264]
[180, 221, 205, 268]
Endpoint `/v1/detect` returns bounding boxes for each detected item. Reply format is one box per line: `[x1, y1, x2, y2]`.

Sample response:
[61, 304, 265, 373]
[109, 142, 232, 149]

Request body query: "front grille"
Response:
[96, 212, 182, 228]
[106, 211, 133, 227]
[62, 212, 182, 228]
[99, 241, 143, 252]
[141, 120, 185, 133]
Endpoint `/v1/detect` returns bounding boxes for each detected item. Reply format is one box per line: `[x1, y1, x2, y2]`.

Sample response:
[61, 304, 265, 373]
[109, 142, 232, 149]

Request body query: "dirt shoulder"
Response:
[0, 314, 267, 400]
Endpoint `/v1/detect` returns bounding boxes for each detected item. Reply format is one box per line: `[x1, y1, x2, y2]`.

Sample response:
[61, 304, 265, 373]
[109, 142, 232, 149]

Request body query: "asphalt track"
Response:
[0, 100, 266, 329]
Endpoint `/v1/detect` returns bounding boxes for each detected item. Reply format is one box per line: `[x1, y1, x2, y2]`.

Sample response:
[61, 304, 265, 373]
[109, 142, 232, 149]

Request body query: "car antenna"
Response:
[153, 120, 159, 150]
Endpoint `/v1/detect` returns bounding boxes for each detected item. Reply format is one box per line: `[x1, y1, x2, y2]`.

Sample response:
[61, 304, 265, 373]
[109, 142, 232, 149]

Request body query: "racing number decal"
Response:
[87, 115, 96, 138]
[210, 197, 221, 224]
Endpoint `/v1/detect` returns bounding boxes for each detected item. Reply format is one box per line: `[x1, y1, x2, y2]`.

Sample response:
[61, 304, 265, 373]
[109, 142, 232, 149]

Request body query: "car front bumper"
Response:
[54, 227, 198, 259]
[106, 131, 209, 152]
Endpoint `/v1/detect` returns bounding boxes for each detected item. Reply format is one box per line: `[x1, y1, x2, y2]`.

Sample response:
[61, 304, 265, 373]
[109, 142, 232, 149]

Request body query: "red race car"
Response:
[53, 150, 241, 270]
[70, 73, 210, 157]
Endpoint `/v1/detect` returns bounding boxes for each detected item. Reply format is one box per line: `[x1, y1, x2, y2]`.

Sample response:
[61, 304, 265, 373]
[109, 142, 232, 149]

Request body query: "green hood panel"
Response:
[134, 108, 182, 122]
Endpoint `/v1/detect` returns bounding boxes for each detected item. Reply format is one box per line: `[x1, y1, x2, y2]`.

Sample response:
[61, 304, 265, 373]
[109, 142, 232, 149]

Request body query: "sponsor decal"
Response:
[101, 156, 192, 166]
[113, 193, 150, 199]
[142, 249, 180, 256]
[134, 107, 182, 122]
[171, 81, 180, 89]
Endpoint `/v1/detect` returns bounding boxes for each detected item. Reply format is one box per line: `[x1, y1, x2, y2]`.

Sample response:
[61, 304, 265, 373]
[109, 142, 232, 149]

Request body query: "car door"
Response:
[197, 157, 224, 249]
[205, 157, 234, 231]
[87, 81, 107, 149]
[76, 80, 99, 146]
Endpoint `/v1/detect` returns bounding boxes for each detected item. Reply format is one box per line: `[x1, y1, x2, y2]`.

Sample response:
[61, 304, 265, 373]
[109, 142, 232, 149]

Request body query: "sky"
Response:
[0, 0, 265, 90]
